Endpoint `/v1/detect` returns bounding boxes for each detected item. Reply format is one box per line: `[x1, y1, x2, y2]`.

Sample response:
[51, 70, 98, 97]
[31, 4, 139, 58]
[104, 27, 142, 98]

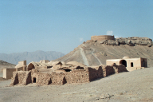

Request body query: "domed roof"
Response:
[123, 56, 130, 59]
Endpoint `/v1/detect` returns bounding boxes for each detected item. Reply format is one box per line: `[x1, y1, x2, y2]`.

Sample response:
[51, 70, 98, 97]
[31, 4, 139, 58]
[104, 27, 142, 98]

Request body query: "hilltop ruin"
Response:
[90, 35, 152, 47]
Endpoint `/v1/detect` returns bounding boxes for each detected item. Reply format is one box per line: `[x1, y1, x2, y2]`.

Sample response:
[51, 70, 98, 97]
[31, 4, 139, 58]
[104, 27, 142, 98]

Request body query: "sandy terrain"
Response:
[0, 68, 153, 102]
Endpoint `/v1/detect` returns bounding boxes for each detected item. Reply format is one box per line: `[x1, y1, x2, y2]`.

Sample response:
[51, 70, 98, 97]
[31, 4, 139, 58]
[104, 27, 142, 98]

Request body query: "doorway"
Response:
[120, 60, 127, 67]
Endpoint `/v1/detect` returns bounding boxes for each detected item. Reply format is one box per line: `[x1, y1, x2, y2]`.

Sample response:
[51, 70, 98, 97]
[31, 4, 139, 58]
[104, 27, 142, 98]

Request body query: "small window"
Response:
[131, 62, 134, 67]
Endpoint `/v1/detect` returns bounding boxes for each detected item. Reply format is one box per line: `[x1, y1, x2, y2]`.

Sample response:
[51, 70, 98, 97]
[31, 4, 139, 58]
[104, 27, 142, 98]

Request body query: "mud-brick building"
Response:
[10, 61, 128, 86]
[106, 56, 147, 71]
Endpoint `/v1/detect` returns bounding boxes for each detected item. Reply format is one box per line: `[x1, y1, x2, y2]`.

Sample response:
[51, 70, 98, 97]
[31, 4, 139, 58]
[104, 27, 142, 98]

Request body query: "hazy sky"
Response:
[0, 0, 153, 54]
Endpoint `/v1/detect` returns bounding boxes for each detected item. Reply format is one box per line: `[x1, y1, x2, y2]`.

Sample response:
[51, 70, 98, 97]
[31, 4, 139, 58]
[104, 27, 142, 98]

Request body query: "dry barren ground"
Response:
[0, 68, 153, 102]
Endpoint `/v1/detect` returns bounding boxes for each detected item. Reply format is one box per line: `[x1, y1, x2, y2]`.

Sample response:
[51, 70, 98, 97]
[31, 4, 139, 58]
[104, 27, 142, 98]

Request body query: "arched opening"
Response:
[27, 63, 35, 71]
[120, 60, 127, 67]
[131, 62, 134, 67]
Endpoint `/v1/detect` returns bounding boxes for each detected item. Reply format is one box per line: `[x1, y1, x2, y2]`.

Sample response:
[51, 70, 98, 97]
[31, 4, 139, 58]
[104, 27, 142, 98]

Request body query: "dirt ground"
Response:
[0, 68, 153, 102]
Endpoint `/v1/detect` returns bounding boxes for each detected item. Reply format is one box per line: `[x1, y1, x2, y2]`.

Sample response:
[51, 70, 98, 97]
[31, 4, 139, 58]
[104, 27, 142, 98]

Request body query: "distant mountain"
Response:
[0, 50, 65, 64]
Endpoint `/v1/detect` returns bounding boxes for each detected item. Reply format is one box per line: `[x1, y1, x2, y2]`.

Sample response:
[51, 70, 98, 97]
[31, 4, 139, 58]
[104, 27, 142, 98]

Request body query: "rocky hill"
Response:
[56, 36, 153, 67]
[0, 50, 65, 64]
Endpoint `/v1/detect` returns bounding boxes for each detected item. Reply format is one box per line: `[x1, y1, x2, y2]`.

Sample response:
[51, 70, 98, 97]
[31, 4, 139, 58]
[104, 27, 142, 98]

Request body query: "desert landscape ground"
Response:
[0, 67, 153, 102]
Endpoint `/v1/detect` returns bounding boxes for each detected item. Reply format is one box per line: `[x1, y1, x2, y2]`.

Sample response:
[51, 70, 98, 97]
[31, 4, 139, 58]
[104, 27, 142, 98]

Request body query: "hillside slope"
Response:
[0, 50, 65, 64]
[57, 40, 153, 67]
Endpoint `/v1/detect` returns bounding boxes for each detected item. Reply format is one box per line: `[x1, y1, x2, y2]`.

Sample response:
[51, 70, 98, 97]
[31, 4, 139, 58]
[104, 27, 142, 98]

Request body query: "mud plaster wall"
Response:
[106, 58, 147, 72]
[3, 68, 16, 79]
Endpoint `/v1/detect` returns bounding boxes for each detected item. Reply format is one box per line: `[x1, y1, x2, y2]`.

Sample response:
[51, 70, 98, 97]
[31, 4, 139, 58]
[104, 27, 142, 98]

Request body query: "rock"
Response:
[100, 94, 114, 99]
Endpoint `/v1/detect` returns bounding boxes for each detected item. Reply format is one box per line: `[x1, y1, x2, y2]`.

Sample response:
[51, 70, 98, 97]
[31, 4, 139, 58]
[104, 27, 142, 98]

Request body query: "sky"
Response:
[0, 0, 153, 54]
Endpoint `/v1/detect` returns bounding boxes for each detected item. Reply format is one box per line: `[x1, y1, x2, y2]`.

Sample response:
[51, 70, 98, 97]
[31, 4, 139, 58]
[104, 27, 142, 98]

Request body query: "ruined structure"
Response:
[91, 35, 115, 41]
[90, 35, 152, 47]
[10, 60, 127, 86]
[15, 60, 27, 71]
[106, 56, 147, 71]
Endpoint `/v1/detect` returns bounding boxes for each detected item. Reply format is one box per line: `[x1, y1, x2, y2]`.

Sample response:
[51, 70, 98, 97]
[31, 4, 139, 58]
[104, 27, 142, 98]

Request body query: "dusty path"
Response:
[91, 48, 102, 65]
[80, 47, 89, 66]
[0, 68, 153, 102]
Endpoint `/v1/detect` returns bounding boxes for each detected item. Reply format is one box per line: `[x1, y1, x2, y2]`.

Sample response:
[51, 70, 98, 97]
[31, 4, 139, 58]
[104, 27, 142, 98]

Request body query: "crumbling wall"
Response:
[112, 64, 128, 73]
[51, 73, 67, 85]
[15, 60, 27, 71]
[88, 66, 103, 81]
[65, 68, 90, 84]
[102, 65, 115, 77]
[10, 71, 32, 86]
[10, 72, 19, 85]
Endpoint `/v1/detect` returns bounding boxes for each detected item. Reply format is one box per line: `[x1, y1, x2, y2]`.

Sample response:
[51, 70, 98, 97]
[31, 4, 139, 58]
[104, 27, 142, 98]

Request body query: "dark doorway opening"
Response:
[120, 60, 127, 67]
[131, 62, 133, 67]
[63, 77, 67, 84]
[33, 77, 36, 83]
[48, 78, 52, 84]
[64, 69, 71, 72]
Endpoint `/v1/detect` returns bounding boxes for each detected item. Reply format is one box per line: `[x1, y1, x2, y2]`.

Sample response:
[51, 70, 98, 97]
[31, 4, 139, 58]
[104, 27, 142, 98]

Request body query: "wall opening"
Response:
[120, 60, 127, 67]
[27, 63, 35, 71]
[131, 62, 134, 67]
[64, 69, 71, 72]
[48, 78, 52, 84]
[33, 77, 36, 83]
[63, 77, 67, 84]
[47, 66, 52, 69]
